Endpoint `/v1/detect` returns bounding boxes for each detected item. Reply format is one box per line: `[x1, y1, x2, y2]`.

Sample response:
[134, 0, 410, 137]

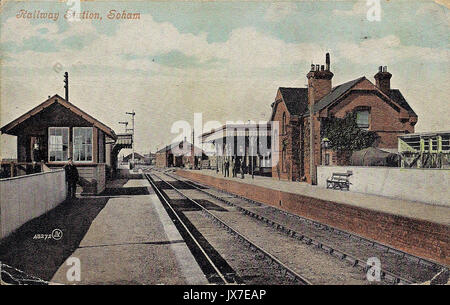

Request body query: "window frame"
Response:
[48, 127, 70, 163]
[72, 127, 94, 163]
[355, 109, 370, 129]
[282, 112, 286, 135]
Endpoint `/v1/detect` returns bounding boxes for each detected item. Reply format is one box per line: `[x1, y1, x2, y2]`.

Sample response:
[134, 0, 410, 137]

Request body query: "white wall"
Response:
[0, 170, 67, 239]
[317, 166, 450, 207]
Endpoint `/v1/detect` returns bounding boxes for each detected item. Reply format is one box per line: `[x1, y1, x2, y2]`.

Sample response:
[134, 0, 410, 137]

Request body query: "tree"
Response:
[321, 112, 379, 152]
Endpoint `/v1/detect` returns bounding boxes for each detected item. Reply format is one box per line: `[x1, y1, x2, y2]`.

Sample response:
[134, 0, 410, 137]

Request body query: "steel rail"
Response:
[162, 169, 449, 285]
[144, 173, 232, 284]
[149, 171, 312, 285]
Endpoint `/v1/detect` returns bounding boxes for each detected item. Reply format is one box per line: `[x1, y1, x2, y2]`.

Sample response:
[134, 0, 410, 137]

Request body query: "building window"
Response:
[48, 127, 69, 162]
[282, 112, 286, 134]
[73, 127, 93, 162]
[356, 110, 370, 129]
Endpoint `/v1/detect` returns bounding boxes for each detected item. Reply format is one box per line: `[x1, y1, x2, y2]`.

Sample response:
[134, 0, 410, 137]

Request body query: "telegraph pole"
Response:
[126, 110, 136, 164]
[118, 121, 128, 133]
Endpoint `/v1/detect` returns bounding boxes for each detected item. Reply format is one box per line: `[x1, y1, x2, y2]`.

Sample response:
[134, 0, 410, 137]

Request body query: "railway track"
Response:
[153, 168, 449, 285]
[148, 170, 369, 284]
[145, 171, 311, 285]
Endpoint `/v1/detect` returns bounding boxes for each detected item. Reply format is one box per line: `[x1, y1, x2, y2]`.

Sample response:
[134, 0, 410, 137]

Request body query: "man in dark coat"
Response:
[224, 158, 229, 177]
[234, 158, 240, 178]
[64, 157, 79, 199]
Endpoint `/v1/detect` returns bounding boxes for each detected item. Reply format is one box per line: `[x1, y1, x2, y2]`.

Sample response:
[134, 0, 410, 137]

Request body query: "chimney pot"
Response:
[307, 54, 334, 105]
[374, 66, 392, 94]
[325, 53, 330, 70]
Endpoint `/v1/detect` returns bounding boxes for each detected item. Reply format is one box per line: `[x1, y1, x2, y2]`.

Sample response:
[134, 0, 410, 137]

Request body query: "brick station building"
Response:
[270, 53, 418, 182]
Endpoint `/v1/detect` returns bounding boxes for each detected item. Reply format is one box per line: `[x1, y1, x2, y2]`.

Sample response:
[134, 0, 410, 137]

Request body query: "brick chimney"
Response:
[374, 66, 392, 95]
[307, 53, 334, 104]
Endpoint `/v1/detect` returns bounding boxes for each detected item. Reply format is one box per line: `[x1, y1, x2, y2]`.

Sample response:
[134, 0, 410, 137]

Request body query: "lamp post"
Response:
[321, 137, 330, 166]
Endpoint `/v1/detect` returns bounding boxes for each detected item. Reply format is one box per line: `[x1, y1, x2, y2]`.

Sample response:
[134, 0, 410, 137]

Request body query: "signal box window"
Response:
[48, 127, 69, 162]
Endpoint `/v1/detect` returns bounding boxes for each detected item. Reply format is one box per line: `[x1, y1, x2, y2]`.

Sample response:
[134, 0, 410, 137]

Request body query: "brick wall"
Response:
[177, 169, 449, 265]
[155, 152, 167, 168]
[271, 100, 294, 181]
[329, 79, 415, 149]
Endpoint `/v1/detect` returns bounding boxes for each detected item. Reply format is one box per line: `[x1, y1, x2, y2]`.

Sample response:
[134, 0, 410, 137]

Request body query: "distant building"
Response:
[155, 138, 206, 168]
[270, 53, 418, 182]
[398, 131, 450, 168]
[123, 152, 145, 163]
[0, 94, 130, 194]
[201, 123, 273, 176]
[143, 153, 155, 165]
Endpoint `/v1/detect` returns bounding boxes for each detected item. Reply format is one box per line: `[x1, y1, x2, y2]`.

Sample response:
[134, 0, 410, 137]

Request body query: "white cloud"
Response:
[1, 14, 327, 74]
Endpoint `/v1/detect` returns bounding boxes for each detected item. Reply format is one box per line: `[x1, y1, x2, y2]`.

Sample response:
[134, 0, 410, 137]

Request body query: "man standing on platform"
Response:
[64, 157, 79, 199]
[224, 158, 229, 177]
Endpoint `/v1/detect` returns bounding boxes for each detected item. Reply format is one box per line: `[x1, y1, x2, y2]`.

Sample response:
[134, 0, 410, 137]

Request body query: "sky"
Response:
[0, 0, 449, 158]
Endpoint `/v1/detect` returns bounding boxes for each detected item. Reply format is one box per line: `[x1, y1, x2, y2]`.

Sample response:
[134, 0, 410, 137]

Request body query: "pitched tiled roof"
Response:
[156, 141, 205, 155]
[275, 76, 416, 120]
[123, 152, 145, 161]
[278, 87, 309, 116]
[389, 89, 417, 116]
[1, 94, 117, 139]
[313, 77, 365, 113]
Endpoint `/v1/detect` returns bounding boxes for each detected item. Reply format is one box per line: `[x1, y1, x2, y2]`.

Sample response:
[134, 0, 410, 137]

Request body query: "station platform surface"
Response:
[179, 169, 449, 226]
[51, 177, 207, 285]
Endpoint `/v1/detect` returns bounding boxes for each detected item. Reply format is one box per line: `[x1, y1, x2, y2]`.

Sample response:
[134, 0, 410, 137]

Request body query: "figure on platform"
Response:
[32, 142, 41, 163]
[64, 157, 79, 199]
[224, 158, 230, 177]
[234, 158, 240, 178]
[240, 158, 245, 179]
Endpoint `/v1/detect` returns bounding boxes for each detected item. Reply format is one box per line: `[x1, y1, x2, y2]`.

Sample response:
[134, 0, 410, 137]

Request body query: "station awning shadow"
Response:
[0, 197, 109, 284]
[97, 177, 150, 196]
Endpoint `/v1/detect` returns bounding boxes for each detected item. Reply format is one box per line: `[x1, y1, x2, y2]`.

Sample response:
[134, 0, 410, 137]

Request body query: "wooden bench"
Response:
[326, 171, 352, 191]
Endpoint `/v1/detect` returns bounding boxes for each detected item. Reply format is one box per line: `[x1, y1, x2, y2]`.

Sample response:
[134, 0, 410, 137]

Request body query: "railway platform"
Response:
[49, 176, 207, 285]
[177, 169, 449, 225]
[175, 169, 449, 265]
